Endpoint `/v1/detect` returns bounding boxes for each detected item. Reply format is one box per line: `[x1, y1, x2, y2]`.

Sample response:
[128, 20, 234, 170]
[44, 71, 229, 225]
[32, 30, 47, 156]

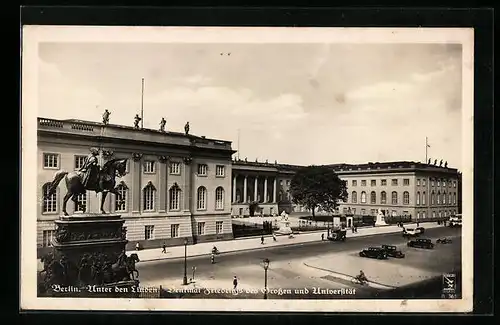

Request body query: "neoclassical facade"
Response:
[37, 117, 234, 256]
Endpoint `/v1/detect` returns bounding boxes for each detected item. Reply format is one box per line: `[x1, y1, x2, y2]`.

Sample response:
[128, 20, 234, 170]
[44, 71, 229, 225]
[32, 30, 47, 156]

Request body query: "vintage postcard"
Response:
[21, 26, 474, 312]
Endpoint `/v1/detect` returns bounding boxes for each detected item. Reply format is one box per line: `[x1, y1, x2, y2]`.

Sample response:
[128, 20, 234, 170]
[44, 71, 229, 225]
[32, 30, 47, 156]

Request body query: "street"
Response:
[136, 226, 462, 299]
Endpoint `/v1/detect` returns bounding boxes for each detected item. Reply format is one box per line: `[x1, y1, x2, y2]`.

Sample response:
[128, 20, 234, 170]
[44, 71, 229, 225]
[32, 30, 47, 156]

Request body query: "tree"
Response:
[289, 165, 348, 220]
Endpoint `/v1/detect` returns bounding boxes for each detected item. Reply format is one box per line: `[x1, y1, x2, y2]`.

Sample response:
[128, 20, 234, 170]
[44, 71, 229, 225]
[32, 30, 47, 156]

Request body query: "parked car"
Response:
[381, 244, 405, 258]
[436, 238, 453, 244]
[402, 227, 423, 237]
[416, 227, 425, 234]
[407, 238, 434, 249]
[359, 247, 388, 259]
[327, 229, 347, 242]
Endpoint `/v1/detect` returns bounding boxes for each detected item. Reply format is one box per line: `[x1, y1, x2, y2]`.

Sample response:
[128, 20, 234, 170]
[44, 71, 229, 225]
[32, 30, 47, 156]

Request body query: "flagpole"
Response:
[237, 128, 241, 160]
[425, 137, 429, 163]
[141, 78, 144, 129]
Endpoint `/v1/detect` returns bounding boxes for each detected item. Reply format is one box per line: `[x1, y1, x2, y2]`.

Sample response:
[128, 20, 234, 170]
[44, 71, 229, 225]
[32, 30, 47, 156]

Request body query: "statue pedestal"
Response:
[274, 214, 293, 235]
[38, 213, 141, 298]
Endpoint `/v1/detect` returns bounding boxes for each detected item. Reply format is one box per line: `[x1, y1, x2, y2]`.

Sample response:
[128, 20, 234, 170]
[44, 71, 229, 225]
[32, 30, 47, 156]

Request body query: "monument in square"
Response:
[375, 208, 389, 226]
[38, 146, 140, 297]
[274, 211, 293, 235]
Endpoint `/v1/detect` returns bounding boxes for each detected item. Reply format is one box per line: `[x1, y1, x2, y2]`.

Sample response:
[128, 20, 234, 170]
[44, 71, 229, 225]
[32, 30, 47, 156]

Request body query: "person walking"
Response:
[272, 233, 277, 242]
[233, 276, 238, 290]
[321, 233, 325, 241]
[161, 242, 167, 254]
[261, 235, 264, 245]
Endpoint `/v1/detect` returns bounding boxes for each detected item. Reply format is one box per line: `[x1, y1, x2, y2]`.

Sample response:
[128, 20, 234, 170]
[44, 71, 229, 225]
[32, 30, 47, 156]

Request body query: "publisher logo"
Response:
[442, 273, 456, 294]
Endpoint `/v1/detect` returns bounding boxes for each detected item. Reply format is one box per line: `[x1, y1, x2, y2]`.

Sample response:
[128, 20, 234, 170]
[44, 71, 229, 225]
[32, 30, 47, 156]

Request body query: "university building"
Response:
[37, 117, 234, 255]
[36, 117, 461, 255]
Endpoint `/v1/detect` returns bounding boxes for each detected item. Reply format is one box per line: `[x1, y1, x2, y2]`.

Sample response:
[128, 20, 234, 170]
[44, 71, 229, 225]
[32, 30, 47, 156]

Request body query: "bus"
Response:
[449, 214, 462, 227]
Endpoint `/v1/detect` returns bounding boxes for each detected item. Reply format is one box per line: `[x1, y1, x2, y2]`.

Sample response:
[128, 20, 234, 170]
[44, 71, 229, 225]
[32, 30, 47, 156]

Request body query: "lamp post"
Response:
[183, 238, 188, 285]
[262, 258, 270, 299]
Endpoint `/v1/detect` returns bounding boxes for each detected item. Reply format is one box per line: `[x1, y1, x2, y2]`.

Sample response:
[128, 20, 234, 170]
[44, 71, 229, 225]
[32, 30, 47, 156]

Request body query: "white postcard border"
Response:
[21, 26, 474, 313]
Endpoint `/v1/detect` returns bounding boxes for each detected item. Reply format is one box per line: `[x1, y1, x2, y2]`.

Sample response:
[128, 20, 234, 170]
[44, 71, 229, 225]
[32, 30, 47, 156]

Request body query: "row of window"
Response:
[351, 179, 410, 187]
[342, 207, 457, 218]
[350, 191, 457, 206]
[43, 153, 226, 177]
[41, 221, 224, 247]
[350, 178, 457, 188]
[42, 183, 225, 213]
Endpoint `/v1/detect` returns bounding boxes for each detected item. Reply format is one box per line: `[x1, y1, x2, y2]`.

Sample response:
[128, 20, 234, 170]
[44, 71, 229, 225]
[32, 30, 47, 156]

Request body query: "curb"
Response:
[302, 262, 396, 290]
[135, 230, 408, 263]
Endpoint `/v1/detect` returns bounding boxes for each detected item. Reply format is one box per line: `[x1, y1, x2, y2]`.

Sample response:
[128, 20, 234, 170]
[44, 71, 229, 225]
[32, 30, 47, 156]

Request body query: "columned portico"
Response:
[264, 177, 268, 203]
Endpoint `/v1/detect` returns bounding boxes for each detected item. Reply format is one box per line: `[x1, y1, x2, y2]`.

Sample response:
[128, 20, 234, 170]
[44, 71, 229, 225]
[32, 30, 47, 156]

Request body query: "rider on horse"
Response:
[80, 148, 100, 192]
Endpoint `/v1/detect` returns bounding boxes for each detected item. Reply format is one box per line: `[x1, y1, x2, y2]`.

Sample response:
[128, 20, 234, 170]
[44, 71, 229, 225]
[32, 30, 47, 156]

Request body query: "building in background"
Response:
[37, 117, 234, 256]
[36, 117, 461, 255]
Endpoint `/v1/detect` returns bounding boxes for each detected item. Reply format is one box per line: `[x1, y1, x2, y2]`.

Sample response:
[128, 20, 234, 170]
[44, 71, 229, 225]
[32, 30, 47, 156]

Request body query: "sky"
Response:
[38, 42, 463, 169]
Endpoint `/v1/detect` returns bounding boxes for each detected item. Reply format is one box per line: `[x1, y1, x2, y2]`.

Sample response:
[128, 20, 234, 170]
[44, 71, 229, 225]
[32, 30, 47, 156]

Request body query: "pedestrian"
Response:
[321, 233, 324, 241]
[261, 235, 264, 244]
[135, 242, 140, 251]
[272, 233, 277, 242]
[355, 226, 358, 233]
[233, 276, 238, 290]
[161, 242, 167, 254]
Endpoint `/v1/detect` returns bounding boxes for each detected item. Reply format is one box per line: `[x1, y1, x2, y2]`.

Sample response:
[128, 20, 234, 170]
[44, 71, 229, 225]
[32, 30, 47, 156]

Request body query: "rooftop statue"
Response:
[134, 114, 141, 129]
[160, 117, 166, 132]
[102, 109, 110, 125]
[184, 121, 190, 135]
[44, 147, 128, 216]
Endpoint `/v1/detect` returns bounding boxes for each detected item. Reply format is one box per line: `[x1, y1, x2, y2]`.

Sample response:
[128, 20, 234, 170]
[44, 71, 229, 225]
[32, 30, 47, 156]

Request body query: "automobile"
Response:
[381, 244, 405, 258]
[402, 227, 423, 237]
[359, 247, 388, 259]
[449, 214, 462, 227]
[436, 238, 453, 244]
[327, 229, 347, 242]
[416, 227, 425, 234]
[407, 238, 434, 249]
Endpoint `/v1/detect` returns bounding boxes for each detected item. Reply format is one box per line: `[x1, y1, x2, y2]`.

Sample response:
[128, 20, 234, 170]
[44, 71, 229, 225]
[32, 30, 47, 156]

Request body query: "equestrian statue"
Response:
[45, 147, 128, 215]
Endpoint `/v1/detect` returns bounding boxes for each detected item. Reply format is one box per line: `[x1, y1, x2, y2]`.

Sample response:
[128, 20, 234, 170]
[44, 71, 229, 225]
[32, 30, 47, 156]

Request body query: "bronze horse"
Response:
[111, 253, 140, 281]
[45, 158, 128, 215]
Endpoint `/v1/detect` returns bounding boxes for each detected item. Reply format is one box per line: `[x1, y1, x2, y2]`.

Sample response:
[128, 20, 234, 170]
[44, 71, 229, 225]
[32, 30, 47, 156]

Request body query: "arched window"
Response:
[453, 193, 456, 204]
[422, 191, 426, 205]
[215, 187, 224, 210]
[381, 191, 387, 204]
[370, 191, 376, 204]
[391, 191, 398, 205]
[352, 191, 357, 203]
[197, 186, 207, 210]
[169, 184, 181, 211]
[42, 183, 57, 213]
[437, 191, 441, 204]
[443, 191, 447, 204]
[431, 191, 435, 205]
[403, 191, 410, 205]
[143, 181, 156, 211]
[361, 191, 367, 203]
[75, 192, 87, 212]
[416, 192, 421, 205]
[448, 193, 452, 205]
[115, 181, 128, 212]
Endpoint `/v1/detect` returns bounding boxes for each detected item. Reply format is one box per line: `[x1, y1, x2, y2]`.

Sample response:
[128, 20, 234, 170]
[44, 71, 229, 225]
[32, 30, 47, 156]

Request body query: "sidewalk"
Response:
[129, 222, 443, 263]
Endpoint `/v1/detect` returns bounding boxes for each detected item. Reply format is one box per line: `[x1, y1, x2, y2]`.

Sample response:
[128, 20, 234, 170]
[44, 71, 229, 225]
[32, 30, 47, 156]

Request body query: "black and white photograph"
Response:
[21, 26, 474, 312]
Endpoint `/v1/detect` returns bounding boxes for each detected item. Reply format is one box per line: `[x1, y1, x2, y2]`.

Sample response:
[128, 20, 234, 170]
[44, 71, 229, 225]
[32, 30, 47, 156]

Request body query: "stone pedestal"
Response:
[275, 213, 293, 235]
[375, 209, 389, 226]
[38, 213, 140, 298]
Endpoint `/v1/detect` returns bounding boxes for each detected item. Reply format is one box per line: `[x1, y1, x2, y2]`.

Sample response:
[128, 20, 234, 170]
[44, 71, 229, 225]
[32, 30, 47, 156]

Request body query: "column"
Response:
[232, 175, 237, 203]
[264, 177, 268, 203]
[273, 177, 277, 203]
[254, 176, 258, 202]
[243, 176, 248, 203]
[131, 156, 142, 213]
[158, 157, 168, 212]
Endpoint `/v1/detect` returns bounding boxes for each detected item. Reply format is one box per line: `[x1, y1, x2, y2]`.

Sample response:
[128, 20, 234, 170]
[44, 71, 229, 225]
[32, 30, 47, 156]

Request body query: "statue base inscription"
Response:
[38, 213, 141, 298]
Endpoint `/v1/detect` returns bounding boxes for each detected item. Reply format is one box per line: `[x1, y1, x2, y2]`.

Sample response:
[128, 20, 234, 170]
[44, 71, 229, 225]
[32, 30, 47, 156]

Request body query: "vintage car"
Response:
[359, 247, 388, 259]
[436, 238, 453, 244]
[416, 227, 425, 234]
[402, 227, 423, 237]
[327, 229, 347, 242]
[381, 244, 405, 258]
[407, 238, 434, 249]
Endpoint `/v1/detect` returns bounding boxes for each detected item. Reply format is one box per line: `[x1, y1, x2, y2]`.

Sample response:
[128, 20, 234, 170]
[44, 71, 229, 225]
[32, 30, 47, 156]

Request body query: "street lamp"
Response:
[183, 238, 188, 285]
[262, 258, 270, 299]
